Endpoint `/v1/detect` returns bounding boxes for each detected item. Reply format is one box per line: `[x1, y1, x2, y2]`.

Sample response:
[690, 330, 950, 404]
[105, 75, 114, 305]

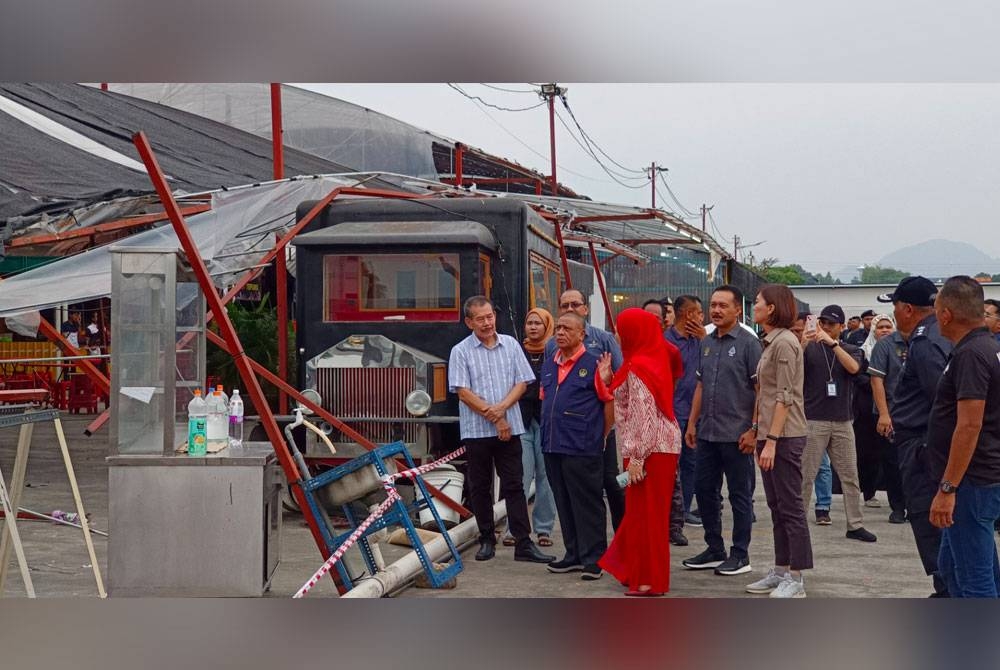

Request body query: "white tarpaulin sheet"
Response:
[0, 176, 366, 318]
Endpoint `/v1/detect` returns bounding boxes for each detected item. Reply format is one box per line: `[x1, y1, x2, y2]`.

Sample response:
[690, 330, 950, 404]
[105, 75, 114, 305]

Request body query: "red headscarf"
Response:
[609, 308, 678, 421]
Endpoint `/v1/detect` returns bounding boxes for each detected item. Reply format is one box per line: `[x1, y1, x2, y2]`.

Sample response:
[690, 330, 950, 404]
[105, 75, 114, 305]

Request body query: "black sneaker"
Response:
[815, 509, 832, 526]
[846, 527, 877, 543]
[684, 511, 703, 527]
[547, 559, 584, 573]
[580, 564, 603, 580]
[670, 529, 689, 546]
[888, 510, 907, 524]
[714, 555, 752, 576]
[681, 548, 728, 570]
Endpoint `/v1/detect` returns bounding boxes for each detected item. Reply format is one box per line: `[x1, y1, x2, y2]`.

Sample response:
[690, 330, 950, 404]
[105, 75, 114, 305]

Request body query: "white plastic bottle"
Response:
[187, 389, 208, 456]
[215, 384, 229, 411]
[206, 389, 228, 450]
[228, 389, 244, 449]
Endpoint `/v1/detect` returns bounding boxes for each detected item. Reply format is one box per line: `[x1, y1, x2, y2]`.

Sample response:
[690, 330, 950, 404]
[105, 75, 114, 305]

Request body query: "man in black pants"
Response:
[877, 277, 953, 596]
[449, 296, 555, 564]
[541, 313, 614, 580]
[545, 290, 625, 530]
[682, 285, 762, 576]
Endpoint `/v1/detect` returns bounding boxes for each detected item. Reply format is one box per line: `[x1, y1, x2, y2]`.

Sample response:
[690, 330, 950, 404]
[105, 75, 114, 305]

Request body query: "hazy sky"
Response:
[301, 83, 1000, 276]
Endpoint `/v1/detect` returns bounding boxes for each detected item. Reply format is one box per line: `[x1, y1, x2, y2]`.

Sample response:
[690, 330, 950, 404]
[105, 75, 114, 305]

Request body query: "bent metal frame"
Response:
[21, 130, 635, 595]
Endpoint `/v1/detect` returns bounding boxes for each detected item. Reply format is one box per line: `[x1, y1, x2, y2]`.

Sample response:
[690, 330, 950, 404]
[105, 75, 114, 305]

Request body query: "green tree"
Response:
[206, 296, 296, 414]
[854, 265, 909, 285]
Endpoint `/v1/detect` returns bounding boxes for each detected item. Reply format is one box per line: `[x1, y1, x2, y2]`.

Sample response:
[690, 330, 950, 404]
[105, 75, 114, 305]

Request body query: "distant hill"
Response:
[827, 239, 1000, 283]
[877, 239, 1000, 280]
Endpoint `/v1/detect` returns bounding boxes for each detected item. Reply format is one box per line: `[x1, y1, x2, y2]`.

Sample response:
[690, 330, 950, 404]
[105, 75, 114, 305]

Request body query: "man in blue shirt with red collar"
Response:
[545, 289, 625, 529]
[541, 312, 614, 581]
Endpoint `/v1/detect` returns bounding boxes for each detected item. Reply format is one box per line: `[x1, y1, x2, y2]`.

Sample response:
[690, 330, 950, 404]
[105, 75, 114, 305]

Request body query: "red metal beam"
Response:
[37, 318, 110, 395]
[276, 234, 289, 414]
[454, 143, 463, 186]
[589, 242, 616, 335]
[205, 329, 471, 520]
[599, 252, 622, 267]
[270, 84, 284, 181]
[7, 205, 211, 249]
[131, 131, 339, 588]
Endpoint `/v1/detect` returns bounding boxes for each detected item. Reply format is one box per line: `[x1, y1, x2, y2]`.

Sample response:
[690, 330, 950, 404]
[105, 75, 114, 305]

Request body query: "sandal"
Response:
[624, 588, 664, 597]
[501, 536, 517, 547]
[537, 534, 553, 547]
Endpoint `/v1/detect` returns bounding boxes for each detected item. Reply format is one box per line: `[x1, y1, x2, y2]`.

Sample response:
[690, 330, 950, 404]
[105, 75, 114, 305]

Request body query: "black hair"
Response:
[938, 276, 985, 322]
[673, 294, 701, 313]
[712, 284, 744, 307]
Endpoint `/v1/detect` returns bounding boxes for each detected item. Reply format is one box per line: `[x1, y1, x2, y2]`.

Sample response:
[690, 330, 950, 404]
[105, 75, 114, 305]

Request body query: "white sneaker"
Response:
[864, 498, 882, 508]
[745, 567, 785, 594]
[769, 574, 806, 598]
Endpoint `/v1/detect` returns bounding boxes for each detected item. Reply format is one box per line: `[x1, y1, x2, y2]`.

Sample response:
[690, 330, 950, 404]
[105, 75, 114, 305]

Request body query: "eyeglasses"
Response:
[985, 312, 1000, 320]
[559, 302, 585, 309]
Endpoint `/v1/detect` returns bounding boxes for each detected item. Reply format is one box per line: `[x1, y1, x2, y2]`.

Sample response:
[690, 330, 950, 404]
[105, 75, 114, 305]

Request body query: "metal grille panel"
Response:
[316, 367, 420, 443]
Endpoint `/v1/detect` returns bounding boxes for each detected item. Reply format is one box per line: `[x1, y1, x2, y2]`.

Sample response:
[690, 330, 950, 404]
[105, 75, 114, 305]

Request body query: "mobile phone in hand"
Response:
[805, 314, 818, 334]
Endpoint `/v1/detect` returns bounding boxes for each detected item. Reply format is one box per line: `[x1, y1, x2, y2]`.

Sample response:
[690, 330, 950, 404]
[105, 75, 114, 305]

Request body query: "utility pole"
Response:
[646, 163, 667, 209]
[701, 203, 714, 232]
[538, 83, 572, 287]
[538, 83, 567, 198]
[734, 235, 740, 261]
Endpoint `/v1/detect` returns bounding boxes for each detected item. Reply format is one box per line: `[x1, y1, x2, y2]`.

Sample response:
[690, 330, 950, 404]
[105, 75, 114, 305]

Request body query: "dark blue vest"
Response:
[539, 350, 606, 456]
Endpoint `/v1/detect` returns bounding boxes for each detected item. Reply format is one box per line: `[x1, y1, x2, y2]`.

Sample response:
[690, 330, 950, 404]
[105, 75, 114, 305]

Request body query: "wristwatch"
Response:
[939, 481, 957, 494]
[825, 341, 840, 349]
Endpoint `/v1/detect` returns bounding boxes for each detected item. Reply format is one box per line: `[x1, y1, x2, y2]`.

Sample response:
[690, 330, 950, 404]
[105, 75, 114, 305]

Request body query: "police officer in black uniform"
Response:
[877, 276, 953, 597]
[844, 310, 875, 347]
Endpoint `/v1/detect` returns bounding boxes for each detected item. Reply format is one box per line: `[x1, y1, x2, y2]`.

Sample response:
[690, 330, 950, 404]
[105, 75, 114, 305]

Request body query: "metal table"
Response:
[106, 442, 282, 597]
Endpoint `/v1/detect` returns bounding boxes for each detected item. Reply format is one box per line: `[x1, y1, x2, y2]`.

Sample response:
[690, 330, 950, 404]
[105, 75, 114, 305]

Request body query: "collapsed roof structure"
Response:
[0, 83, 747, 321]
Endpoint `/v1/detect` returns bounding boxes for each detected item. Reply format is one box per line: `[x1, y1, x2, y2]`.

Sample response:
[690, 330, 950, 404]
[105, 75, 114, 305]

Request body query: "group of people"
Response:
[60, 310, 108, 355]
[447, 275, 1000, 598]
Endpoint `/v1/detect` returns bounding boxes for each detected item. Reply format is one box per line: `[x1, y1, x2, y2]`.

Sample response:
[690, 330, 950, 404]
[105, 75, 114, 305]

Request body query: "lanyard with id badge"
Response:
[823, 346, 838, 397]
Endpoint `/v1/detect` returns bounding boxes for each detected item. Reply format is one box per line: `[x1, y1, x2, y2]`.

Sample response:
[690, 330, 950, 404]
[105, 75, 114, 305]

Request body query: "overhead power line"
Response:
[657, 171, 699, 218]
[477, 83, 536, 94]
[558, 96, 647, 175]
[553, 108, 649, 189]
[447, 83, 546, 112]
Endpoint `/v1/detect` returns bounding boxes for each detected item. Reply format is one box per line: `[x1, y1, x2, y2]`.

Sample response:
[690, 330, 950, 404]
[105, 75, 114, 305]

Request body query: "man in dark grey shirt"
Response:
[681, 286, 762, 576]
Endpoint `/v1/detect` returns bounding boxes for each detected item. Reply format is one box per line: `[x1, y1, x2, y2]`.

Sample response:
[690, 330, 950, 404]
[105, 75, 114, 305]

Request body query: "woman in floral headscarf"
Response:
[597, 308, 683, 596]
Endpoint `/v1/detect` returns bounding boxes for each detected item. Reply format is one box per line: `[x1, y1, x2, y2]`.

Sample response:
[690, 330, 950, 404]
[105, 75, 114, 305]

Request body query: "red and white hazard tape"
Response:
[293, 446, 466, 598]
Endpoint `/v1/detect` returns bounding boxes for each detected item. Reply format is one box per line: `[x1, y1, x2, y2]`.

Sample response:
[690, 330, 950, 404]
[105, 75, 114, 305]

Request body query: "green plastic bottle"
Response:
[187, 389, 208, 456]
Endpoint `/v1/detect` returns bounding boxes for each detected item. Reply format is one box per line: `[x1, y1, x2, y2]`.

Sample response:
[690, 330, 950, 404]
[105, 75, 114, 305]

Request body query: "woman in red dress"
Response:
[598, 308, 683, 596]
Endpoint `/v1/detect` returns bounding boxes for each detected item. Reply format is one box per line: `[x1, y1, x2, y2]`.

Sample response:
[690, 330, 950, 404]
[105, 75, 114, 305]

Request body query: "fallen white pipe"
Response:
[342, 499, 507, 598]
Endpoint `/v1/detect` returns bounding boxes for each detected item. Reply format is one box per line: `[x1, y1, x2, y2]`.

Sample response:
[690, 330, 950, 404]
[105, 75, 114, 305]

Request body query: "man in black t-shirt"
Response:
[927, 276, 1000, 598]
[800, 304, 877, 543]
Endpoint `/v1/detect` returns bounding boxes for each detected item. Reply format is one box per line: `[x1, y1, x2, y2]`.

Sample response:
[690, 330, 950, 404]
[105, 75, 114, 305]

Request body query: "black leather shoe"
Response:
[514, 541, 556, 563]
[475, 541, 496, 561]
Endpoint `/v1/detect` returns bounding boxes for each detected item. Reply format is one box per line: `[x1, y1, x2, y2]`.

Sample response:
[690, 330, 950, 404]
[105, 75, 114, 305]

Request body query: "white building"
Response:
[790, 283, 1000, 318]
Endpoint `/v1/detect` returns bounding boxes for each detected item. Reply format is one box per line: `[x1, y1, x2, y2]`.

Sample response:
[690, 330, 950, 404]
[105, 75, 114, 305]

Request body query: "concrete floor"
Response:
[0, 414, 971, 598]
